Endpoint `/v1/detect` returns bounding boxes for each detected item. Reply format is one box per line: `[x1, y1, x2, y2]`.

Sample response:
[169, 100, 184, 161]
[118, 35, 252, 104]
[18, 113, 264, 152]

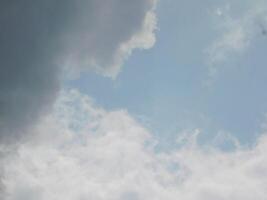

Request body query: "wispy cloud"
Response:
[205, 1, 267, 77]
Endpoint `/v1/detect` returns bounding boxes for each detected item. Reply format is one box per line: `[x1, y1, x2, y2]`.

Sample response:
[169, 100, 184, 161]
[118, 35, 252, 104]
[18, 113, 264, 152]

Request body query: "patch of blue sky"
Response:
[67, 0, 267, 149]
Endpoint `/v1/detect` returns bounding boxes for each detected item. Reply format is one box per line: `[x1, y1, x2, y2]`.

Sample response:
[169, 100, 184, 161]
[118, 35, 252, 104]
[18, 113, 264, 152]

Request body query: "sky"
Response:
[69, 0, 267, 146]
[1, 0, 267, 199]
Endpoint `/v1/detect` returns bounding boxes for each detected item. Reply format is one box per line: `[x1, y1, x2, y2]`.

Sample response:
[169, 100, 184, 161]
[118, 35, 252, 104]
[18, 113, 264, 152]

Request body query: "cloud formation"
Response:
[206, 0, 267, 76]
[0, 0, 157, 142]
[2, 90, 267, 200]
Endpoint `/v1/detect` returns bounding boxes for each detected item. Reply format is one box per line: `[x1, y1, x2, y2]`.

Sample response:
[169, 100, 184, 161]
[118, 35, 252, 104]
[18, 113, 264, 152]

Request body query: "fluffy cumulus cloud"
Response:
[2, 1, 267, 199]
[0, 0, 157, 142]
[206, 0, 267, 76]
[1, 90, 267, 200]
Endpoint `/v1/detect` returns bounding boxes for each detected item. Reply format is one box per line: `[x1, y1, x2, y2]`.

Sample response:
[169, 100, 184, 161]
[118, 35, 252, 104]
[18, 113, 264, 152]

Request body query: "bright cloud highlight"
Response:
[2, 90, 267, 200]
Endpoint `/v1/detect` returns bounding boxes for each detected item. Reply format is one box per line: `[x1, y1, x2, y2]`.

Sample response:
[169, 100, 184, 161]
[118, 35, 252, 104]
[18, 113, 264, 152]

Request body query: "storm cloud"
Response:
[0, 0, 156, 142]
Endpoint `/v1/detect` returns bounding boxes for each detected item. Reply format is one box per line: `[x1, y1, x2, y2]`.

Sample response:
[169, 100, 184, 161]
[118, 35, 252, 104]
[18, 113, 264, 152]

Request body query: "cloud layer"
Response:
[0, 0, 157, 142]
[1, 90, 267, 200]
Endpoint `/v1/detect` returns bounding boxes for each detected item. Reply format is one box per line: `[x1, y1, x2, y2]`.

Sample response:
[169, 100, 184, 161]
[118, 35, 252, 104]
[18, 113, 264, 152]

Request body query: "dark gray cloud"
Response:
[0, 0, 156, 143]
[0, 1, 157, 199]
[0, 1, 64, 142]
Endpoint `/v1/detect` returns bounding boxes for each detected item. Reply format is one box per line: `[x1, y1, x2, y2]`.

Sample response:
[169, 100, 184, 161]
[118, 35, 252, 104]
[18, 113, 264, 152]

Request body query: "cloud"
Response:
[1, 90, 267, 200]
[0, 0, 157, 142]
[61, 0, 157, 78]
[205, 0, 267, 76]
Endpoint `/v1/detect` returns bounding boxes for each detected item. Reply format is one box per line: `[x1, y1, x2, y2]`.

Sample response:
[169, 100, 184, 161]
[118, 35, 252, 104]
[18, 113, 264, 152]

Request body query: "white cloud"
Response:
[206, 1, 267, 76]
[2, 90, 267, 200]
[62, 0, 157, 79]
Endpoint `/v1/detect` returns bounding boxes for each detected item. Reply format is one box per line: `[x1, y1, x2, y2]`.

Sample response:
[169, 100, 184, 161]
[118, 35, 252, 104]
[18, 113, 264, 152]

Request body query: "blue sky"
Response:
[2, 1, 267, 199]
[68, 0, 267, 147]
